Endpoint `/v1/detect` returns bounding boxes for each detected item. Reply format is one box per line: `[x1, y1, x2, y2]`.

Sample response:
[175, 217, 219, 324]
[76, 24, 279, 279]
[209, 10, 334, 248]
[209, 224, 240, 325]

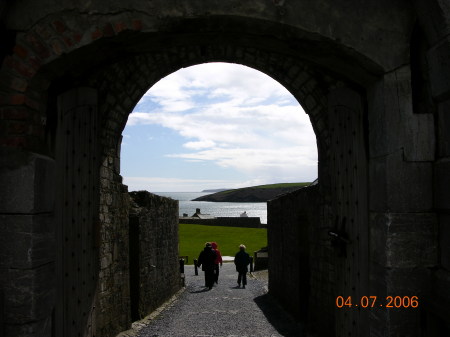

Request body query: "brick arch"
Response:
[0, 12, 374, 155]
[0, 14, 151, 151]
[88, 45, 344, 169]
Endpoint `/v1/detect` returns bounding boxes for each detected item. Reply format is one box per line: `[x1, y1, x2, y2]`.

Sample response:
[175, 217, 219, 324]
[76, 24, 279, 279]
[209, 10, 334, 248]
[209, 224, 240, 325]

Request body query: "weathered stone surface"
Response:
[3, 263, 55, 324]
[370, 151, 433, 212]
[368, 67, 435, 161]
[370, 212, 438, 268]
[414, 0, 450, 45]
[4, 318, 52, 337]
[0, 149, 55, 214]
[370, 263, 431, 300]
[431, 269, 450, 304]
[370, 262, 430, 337]
[96, 156, 131, 337]
[5, 0, 414, 72]
[434, 159, 450, 210]
[437, 100, 450, 157]
[129, 191, 180, 320]
[370, 297, 424, 337]
[439, 214, 450, 271]
[428, 36, 450, 100]
[403, 112, 435, 162]
[0, 214, 54, 269]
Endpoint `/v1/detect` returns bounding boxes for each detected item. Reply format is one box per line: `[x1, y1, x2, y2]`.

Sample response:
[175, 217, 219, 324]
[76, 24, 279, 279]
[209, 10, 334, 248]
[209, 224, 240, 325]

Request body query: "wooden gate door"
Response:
[328, 87, 369, 337]
[55, 88, 100, 337]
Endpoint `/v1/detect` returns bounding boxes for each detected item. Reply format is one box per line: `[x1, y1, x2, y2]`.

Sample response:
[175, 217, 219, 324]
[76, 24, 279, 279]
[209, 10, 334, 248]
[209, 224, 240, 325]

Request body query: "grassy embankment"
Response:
[179, 223, 267, 265]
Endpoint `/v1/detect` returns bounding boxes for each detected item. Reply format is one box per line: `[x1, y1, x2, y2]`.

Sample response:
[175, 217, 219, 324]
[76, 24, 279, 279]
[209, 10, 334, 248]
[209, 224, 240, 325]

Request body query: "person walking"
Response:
[211, 242, 223, 284]
[197, 242, 217, 289]
[234, 244, 250, 288]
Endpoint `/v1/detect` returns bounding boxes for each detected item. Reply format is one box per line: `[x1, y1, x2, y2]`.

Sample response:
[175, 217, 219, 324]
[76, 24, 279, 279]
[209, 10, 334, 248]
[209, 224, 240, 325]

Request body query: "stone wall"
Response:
[414, 1, 450, 334]
[95, 166, 181, 335]
[96, 154, 131, 337]
[267, 185, 333, 335]
[180, 217, 264, 228]
[129, 191, 181, 321]
[0, 150, 55, 337]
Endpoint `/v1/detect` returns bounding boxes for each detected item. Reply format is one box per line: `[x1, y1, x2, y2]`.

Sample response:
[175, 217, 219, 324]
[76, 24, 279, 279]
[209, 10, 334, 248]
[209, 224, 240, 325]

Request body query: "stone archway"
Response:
[1, 1, 448, 337]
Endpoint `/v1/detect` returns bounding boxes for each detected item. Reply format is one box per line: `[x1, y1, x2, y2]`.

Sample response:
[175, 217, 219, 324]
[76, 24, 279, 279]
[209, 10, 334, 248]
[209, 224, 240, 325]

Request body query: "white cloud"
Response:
[125, 62, 318, 186]
[183, 140, 216, 150]
[166, 146, 317, 177]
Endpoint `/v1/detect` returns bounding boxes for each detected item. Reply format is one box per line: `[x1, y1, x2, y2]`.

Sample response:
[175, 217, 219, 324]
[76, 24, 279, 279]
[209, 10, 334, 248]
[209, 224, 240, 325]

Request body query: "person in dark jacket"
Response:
[234, 244, 250, 288]
[211, 242, 223, 284]
[197, 242, 217, 289]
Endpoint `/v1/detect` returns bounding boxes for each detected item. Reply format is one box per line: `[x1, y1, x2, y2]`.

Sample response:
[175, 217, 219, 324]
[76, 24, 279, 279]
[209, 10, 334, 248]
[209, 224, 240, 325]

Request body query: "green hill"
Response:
[193, 182, 311, 202]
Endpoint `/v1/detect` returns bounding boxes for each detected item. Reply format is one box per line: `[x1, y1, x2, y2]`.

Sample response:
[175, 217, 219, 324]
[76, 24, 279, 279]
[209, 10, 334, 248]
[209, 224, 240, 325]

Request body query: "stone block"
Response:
[0, 149, 55, 214]
[437, 100, 450, 157]
[0, 214, 54, 269]
[4, 317, 52, 337]
[370, 212, 437, 268]
[428, 36, 450, 100]
[370, 151, 433, 212]
[3, 263, 55, 324]
[414, 0, 450, 45]
[439, 214, 450, 271]
[369, 67, 435, 161]
[434, 159, 450, 210]
[403, 112, 435, 162]
[431, 269, 450, 303]
[370, 262, 431, 321]
[368, 77, 390, 158]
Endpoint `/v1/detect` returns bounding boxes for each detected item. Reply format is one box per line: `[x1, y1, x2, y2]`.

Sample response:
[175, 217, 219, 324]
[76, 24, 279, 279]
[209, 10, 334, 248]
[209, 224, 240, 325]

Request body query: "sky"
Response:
[121, 62, 317, 192]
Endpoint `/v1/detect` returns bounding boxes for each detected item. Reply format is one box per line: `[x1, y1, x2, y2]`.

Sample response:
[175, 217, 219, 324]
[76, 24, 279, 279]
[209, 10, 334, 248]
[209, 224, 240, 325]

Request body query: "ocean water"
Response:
[154, 192, 268, 225]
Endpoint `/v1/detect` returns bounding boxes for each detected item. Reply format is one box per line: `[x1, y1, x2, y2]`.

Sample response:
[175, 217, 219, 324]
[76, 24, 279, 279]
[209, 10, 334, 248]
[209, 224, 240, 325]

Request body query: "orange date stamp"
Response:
[336, 296, 419, 308]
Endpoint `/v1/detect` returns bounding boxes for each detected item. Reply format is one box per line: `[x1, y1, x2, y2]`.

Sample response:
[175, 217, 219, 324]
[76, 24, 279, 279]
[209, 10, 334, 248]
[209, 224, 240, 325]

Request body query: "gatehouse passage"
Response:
[1, 1, 449, 336]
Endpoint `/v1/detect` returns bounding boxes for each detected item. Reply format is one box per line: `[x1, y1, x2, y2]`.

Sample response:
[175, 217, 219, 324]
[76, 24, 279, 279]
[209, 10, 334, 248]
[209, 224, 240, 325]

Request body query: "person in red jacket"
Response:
[211, 242, 223, 284]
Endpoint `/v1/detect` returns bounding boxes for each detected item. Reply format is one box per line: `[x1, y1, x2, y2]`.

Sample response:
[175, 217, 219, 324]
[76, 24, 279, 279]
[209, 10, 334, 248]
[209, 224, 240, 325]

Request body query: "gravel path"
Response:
[135, 263, 305, 337]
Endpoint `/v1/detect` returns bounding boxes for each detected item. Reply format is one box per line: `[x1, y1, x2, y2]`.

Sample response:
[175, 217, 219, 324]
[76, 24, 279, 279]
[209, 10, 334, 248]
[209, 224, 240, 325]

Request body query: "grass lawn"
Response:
[179, 223, 267, 265]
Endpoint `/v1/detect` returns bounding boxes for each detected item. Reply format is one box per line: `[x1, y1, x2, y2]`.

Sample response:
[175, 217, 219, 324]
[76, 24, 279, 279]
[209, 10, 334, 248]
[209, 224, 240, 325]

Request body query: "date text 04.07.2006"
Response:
[336, 296, 419, 308]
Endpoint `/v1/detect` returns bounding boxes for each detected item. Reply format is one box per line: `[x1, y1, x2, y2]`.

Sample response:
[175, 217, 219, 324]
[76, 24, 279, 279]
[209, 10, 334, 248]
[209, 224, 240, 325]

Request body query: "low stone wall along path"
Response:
[133, 263, 304, 337]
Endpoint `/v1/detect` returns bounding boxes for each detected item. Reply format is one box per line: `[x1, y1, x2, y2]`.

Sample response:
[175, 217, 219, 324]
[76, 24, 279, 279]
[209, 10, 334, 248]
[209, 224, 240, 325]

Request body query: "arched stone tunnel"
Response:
[0, 1, 449, 336]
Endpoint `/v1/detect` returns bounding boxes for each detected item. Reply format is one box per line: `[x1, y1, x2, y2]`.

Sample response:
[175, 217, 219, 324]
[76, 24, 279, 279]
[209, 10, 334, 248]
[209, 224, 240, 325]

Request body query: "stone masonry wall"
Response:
[96, 154, 131, 337]
[129, 191, 181, 321]
[0, 150, 55, 337]
[267, 185, 333, 335]
[414, 1, 450, 334]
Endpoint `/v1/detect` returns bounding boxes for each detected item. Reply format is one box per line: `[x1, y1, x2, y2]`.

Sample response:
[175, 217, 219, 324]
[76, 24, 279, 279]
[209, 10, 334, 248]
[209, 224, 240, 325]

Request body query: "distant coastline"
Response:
[193, 182, 312, 202]
[201, 188, 228, 193]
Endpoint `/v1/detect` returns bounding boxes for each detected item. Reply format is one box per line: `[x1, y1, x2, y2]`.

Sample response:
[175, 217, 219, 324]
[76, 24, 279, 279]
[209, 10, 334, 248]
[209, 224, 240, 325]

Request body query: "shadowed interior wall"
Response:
[129, 191, 180, 321]
[268, 185, 321, 332]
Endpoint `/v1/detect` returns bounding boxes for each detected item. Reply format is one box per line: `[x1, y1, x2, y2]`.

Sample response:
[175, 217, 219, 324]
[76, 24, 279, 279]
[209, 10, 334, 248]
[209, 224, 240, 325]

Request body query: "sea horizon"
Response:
[152, 191, 268, 225]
